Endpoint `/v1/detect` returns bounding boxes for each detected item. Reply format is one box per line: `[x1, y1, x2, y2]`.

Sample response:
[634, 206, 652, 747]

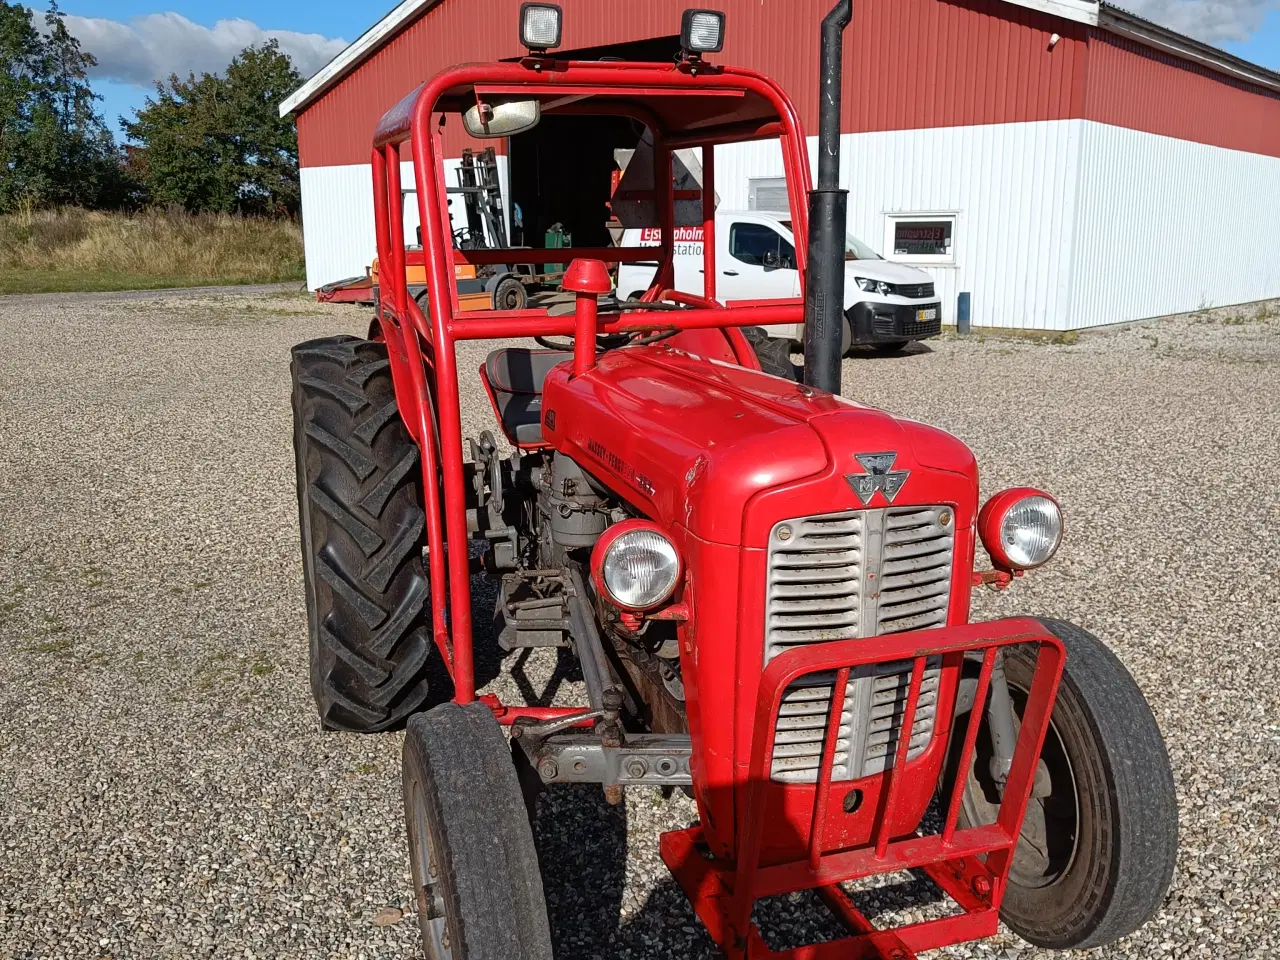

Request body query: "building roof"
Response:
[279, 0, 1280, 118]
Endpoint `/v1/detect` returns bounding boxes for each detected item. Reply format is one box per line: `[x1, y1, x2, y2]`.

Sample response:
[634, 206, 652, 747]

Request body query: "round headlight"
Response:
[596, 525, 680, 611]
[979, 489, 1063, 570]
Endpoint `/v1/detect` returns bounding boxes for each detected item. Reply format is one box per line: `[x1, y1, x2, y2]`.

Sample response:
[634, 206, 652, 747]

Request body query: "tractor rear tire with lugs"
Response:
[403, 702, 554, 960]
[741, 326, 799, 381]
[291, 335, 431, 732]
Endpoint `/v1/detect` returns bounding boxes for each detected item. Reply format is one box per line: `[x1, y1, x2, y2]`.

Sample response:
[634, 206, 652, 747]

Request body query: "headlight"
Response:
[681, 9, 726, 54]
[854, 276, 893, 297]
[519, 2, 562, 50]
[978, 489, 1063, 570]
[593, 522, 681, 611]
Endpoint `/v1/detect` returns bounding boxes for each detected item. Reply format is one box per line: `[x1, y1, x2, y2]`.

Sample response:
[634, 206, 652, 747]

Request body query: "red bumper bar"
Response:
[661, 617, 1065, 960]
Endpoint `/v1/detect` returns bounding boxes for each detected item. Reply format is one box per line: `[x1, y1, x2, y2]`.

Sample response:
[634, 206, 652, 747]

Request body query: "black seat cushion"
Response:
[484, 348, 572, 445]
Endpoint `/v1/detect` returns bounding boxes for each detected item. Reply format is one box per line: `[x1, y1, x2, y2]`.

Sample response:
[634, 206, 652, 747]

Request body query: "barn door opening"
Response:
[506, 36, 681, 252]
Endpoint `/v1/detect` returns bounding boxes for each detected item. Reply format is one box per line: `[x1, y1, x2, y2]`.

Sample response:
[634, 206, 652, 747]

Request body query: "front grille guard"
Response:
[661, 617, 1066, 960]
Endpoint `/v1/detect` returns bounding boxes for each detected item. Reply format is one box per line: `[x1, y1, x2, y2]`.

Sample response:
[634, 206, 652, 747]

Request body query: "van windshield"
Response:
[780, 221, 883, 261]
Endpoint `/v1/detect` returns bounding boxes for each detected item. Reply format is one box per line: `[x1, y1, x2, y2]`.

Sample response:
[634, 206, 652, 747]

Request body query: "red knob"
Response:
[562, 258, 612, 295]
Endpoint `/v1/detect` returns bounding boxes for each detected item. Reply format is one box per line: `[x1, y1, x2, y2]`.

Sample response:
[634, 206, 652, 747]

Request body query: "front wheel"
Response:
[403, 703, 553, 960]
[951, 618, 1178, 949]
[492, 276, 527, 311]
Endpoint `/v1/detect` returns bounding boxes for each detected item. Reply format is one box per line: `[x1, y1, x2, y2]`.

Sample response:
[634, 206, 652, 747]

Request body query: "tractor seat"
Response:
[483, 347, 572, 445]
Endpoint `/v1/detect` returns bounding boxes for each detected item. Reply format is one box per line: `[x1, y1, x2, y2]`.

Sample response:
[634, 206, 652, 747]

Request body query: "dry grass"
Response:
[0, 207, 305, 295]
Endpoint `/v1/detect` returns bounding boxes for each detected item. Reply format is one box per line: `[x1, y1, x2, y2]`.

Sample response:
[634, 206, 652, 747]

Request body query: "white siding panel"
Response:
[299, 157, 511, 290]
[300, 163, 376, 290]
[716, 121, 1082, 330]
[1069, 123, 1280, 327]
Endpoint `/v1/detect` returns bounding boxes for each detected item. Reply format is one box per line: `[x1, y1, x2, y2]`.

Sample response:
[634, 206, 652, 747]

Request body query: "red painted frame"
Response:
[661, 618, 1065, 959]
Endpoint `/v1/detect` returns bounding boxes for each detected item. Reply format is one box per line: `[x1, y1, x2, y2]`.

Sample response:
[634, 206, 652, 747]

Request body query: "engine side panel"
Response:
[539, 345, 831, 545]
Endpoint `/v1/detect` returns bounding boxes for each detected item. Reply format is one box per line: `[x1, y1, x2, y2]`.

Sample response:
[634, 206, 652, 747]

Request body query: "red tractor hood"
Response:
[539, 345, 976, 545]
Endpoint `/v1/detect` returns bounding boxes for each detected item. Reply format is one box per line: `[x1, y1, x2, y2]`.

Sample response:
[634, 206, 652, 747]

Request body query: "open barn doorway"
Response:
[507, 36, 682, 251]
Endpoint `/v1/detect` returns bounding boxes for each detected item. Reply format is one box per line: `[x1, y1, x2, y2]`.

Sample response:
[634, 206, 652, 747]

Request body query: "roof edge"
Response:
[1098, 3, 1280, 94]
[279, 0, 440, 117]
[998, 0, 1099, 27]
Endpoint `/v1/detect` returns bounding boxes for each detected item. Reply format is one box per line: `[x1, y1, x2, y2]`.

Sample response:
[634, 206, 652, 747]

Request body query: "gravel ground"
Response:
[1, 289, 1277, 960]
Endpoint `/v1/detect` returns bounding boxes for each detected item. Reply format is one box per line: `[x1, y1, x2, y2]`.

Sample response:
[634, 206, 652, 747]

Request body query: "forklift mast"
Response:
[448, 148, 508, 250]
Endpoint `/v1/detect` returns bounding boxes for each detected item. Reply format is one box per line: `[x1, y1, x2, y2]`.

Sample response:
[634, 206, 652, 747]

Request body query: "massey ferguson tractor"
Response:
[289, 5, 1178, 958]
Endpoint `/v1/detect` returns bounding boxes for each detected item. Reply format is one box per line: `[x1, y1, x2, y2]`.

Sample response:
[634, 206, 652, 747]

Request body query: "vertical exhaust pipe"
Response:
[802, 0, 852, 394]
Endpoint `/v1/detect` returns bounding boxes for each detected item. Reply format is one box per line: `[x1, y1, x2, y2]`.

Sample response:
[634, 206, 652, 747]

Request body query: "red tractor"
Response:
[289, 5, 1177, 958]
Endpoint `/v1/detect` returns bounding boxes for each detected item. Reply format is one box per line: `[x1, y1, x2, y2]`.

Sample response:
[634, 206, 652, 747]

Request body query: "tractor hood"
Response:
[539, 345, 977, 545]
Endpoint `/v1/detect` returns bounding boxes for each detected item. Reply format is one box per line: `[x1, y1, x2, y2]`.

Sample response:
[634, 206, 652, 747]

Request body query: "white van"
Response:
[616, 211, 942, 352]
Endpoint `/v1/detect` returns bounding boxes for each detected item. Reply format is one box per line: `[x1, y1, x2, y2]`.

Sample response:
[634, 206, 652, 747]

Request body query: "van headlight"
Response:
[978, 489, 1063, 570]
[592, 522, 681, 611]
[854, 276, 893, 297]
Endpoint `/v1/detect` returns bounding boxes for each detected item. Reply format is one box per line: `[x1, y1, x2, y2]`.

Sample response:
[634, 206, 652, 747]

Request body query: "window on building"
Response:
[884, 215, 956, 264]
[748, 177, 789, 214]
[729, 222, 795, 268]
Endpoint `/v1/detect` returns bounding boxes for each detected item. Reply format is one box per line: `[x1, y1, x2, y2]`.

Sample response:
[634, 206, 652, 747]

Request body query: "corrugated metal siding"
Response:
[718, 122, 1082, 330]
[1083, 33, 1280, 159]
[300, 157, 509, 289]
[296, 0, 1087, 167]
[1068, 122, 1280, 327]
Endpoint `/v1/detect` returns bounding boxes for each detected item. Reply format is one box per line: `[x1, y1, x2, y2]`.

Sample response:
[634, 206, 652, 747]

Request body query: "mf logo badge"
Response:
[846, 452, 910, 504]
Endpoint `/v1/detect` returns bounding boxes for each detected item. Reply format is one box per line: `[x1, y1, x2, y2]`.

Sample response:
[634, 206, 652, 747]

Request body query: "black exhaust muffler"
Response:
[802, 0, 852, 395]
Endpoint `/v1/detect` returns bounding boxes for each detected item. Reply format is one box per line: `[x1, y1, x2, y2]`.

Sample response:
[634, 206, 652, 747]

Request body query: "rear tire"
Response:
[291, 336, 431, 732]
[403, 703, 553, 960]
[951, 618, 1178, 949]
[741, 326, 799, 381]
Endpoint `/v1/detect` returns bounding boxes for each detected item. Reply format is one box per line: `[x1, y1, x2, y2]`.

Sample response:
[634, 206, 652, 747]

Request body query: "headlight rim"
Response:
[978, 487, 1063, 571]
[590, 519, 683, 612]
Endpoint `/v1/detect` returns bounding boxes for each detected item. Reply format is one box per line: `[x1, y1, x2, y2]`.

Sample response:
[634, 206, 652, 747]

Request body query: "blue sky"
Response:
[33, 1, 1280, 140]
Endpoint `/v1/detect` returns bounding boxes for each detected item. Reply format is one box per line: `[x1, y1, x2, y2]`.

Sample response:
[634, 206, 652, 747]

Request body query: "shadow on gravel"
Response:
[531, 783, 954, 958]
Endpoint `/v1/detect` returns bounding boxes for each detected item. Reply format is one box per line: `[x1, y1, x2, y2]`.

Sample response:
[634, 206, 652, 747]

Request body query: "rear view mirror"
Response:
[463, 98, 541, 138]
[762, 249, 781, 271]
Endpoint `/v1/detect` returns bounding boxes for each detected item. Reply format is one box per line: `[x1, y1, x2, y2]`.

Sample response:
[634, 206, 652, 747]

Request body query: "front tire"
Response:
[952, 619, 1178, 949]
[492, 276, 527, 311]
[291, 336, 431, 732]
[403, 703, 553, 960]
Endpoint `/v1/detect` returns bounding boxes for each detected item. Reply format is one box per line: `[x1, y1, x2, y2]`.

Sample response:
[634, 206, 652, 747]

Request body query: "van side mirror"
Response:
[762, 249, 781, 271]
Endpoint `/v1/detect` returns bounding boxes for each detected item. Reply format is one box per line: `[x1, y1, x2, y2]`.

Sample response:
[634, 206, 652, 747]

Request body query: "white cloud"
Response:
[41, 10, 346, 87]
[1114, 0, 1279, 45]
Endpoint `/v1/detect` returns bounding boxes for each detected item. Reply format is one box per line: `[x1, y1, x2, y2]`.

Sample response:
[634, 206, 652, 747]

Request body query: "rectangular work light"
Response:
[520, 2, 562, 51]
[681, 9, 726, 54]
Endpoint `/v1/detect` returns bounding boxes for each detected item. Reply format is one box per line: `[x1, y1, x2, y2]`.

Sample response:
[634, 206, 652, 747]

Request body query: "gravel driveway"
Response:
[1, 289, 1277, 960]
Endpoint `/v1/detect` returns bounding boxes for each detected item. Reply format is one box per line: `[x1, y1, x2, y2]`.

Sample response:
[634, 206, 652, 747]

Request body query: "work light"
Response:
[979, 488, 1063, 570]
[520, 2, 562, 51]
[681, 9, 726, 54]
[593, 522, 681, 611]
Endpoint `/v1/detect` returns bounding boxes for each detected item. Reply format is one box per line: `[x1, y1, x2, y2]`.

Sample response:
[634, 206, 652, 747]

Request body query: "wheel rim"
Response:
[962, 683, 1081, 890]
[407, 778, 453, 959]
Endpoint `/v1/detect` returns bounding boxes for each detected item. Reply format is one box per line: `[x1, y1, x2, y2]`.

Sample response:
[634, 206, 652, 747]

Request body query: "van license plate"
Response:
[917, 307, 938, 321]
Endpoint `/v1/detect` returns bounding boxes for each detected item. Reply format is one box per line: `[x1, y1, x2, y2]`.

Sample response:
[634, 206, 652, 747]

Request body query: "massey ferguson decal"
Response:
[845, 451, 910, 504]
[586, 438, 656, 496]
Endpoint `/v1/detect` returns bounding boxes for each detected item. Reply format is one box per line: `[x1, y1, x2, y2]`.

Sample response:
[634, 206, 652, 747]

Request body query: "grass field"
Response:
[0, 207, 306, 295]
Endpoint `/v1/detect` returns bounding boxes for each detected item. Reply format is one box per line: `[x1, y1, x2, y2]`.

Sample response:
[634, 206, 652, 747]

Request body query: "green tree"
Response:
[0, 1, 123, 212]
[124, 41, 302, 216]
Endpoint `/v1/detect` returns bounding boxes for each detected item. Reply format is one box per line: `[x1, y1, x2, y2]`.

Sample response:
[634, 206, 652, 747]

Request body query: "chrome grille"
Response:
[766, 506, 954, 783]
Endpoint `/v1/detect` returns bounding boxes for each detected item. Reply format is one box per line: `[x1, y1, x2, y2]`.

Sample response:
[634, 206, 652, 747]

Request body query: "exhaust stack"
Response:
[802, 0, 852, 394]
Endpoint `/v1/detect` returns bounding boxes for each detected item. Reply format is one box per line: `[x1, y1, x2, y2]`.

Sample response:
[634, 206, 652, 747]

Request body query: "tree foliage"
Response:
[123, 42, 302, 216]
[0, 1, 124, 212]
